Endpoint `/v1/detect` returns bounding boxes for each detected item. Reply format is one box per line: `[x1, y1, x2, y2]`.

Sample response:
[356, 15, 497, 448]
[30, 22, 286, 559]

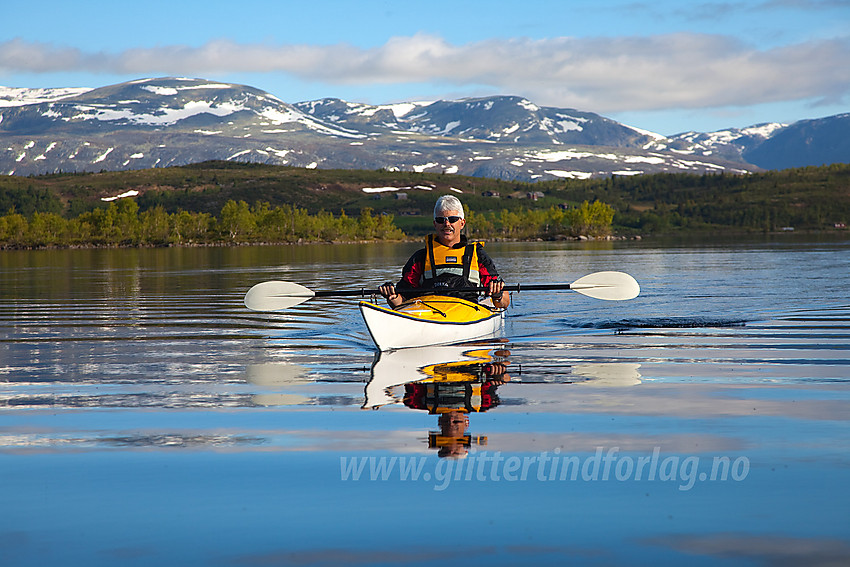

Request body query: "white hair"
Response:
[434, 195, 464, 218]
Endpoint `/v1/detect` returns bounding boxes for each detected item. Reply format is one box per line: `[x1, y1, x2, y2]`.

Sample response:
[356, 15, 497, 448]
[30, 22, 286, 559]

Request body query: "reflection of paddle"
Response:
[245, 271, 640, 311]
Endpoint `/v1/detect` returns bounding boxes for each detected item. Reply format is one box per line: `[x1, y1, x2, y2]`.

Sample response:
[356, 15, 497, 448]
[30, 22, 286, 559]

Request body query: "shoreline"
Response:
[2, 229, 849, 251]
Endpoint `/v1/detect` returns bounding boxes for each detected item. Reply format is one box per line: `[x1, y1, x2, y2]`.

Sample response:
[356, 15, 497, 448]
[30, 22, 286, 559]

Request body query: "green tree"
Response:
[28, 212, 69, 246]
[219, 200, 255, 241]
[357, 207, 378, 239]
[374, 212, 404, 240]
[568, 201, 615, 236]
[140, 206, 172, 245]
[0, 211, 28, 246]
[174, 210, 212, 243]
[114, 199, 142, 245]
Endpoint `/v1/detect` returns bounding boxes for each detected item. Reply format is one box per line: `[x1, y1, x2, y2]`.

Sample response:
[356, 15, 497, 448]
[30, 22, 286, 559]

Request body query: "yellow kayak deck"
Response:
[390, 295, 498, 323]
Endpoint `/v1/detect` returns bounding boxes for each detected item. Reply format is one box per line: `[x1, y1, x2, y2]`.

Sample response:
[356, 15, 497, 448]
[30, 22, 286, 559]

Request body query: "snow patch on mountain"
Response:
[34, 142, 58, 161]
[627, 125, 666, 141]
[529, 149, 619, 162]
[93, 148, 113, 163]
[361, 185, 434, 193]
[102, 190, 139, 201]
[518, 99, 540, 112]
[0, 86, 93, 107]
[67, 100, 247, 125]
[440, 121, 461, 135]
[413, 162, 440, 172]
[670, 122, 787, 154]
[554, 117, 585, 132]
[141, 85, 179, 96]
[546, 170, 594, 179]
[740, 123, 787, 138]
[624, 155, 665, 165]
[386, 102, 429, 118]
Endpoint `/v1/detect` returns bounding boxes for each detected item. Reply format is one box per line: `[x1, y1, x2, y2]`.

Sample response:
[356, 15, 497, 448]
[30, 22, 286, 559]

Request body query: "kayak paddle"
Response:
[244, 271, 639, 312]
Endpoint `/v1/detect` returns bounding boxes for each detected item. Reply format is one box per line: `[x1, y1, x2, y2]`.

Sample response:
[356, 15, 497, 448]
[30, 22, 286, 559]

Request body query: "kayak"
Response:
[243, 272, 639, 351]
[358, 295, 505, 351]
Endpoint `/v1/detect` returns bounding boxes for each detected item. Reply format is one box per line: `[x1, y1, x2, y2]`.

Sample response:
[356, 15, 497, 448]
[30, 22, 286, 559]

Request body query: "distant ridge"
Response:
[1, 77, 847, 179]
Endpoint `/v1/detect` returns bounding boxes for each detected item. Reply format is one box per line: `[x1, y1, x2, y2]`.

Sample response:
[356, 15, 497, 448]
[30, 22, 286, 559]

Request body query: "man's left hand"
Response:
[488, 280, 508, 307]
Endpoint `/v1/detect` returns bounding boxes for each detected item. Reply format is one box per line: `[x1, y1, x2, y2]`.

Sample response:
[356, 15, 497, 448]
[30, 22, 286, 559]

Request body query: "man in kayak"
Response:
[379, 195, 510, 309]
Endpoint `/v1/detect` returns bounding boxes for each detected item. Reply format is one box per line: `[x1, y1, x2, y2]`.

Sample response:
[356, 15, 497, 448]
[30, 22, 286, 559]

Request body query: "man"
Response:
[379, 195, 510, 309]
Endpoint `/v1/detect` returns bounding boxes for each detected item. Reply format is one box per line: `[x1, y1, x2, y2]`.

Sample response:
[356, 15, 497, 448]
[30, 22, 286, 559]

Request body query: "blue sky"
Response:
[2, 0, 849, 134]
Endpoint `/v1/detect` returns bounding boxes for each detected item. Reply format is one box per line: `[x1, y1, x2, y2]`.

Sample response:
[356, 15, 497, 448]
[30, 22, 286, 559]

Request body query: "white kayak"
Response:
[244, 271, 639, 351]
[359, 294, 505, 351]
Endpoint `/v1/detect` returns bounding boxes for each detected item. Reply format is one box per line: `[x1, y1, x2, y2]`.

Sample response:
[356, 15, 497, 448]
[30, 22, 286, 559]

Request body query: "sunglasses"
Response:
[434, 216, 462, 224]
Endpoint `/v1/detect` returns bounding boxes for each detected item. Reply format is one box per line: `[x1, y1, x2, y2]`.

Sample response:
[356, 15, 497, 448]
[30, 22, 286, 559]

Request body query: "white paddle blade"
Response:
[570, 271, 640, 301]
[244, 281, 316, 311]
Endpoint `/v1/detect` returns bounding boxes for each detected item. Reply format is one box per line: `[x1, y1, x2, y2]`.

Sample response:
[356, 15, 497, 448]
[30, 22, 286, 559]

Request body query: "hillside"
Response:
[1, 161, 848, 239]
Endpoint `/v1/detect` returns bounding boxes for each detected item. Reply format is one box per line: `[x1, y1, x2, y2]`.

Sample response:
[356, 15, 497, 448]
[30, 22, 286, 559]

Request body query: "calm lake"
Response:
[2, 237, 849, 566]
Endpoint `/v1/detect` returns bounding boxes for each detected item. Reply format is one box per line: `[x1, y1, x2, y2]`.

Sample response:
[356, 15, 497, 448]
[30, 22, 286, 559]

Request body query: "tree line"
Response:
[0, 200, 405, 248]
[466, 200, 615, 239]
[0, 198, 615, 248]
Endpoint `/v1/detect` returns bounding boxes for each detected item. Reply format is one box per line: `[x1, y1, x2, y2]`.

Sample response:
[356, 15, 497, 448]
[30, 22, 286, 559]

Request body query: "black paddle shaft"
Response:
[311, 283, 574, 298]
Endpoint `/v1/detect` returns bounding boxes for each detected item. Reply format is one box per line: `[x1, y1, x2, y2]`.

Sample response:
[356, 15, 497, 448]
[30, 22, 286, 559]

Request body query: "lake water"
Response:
[2, 237, 849, 566]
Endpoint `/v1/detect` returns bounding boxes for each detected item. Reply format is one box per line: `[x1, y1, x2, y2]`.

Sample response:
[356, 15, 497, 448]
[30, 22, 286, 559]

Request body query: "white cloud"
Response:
[1, 33, 849, 113]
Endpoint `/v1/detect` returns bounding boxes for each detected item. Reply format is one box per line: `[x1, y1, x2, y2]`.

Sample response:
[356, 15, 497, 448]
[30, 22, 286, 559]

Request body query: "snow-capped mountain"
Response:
[664, 123, 788, 163]
[741, 113, 850, 170]
[295, 95, 663, 148]
[0, 78, 360, 137]
[0, 77, 845, 180]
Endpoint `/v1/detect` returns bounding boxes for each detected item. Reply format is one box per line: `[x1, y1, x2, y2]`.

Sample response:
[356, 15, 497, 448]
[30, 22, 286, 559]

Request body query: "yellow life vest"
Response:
[420, 234, 481, 288]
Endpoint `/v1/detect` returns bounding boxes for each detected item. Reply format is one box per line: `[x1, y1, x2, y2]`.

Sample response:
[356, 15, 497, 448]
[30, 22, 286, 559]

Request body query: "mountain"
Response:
[663, 123, 788, 164]
[741, 113, 850, 170]
[295, 95, 664, 147]
[1, 77, 847, 180]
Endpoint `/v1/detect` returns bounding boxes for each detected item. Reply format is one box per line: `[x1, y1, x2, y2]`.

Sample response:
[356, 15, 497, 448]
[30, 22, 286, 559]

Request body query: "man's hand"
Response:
[488, 280, 510, 308]
[379, 283, 403, 308]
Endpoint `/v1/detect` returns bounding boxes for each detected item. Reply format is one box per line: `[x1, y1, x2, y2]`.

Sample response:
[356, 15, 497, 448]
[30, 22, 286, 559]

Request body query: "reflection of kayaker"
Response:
[407, 356, 510, 459]
[362, 344, 509, 458]
[363, 344, 504, 409]
[403, 360, 510, 414]
[428, 412, 483, 459]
